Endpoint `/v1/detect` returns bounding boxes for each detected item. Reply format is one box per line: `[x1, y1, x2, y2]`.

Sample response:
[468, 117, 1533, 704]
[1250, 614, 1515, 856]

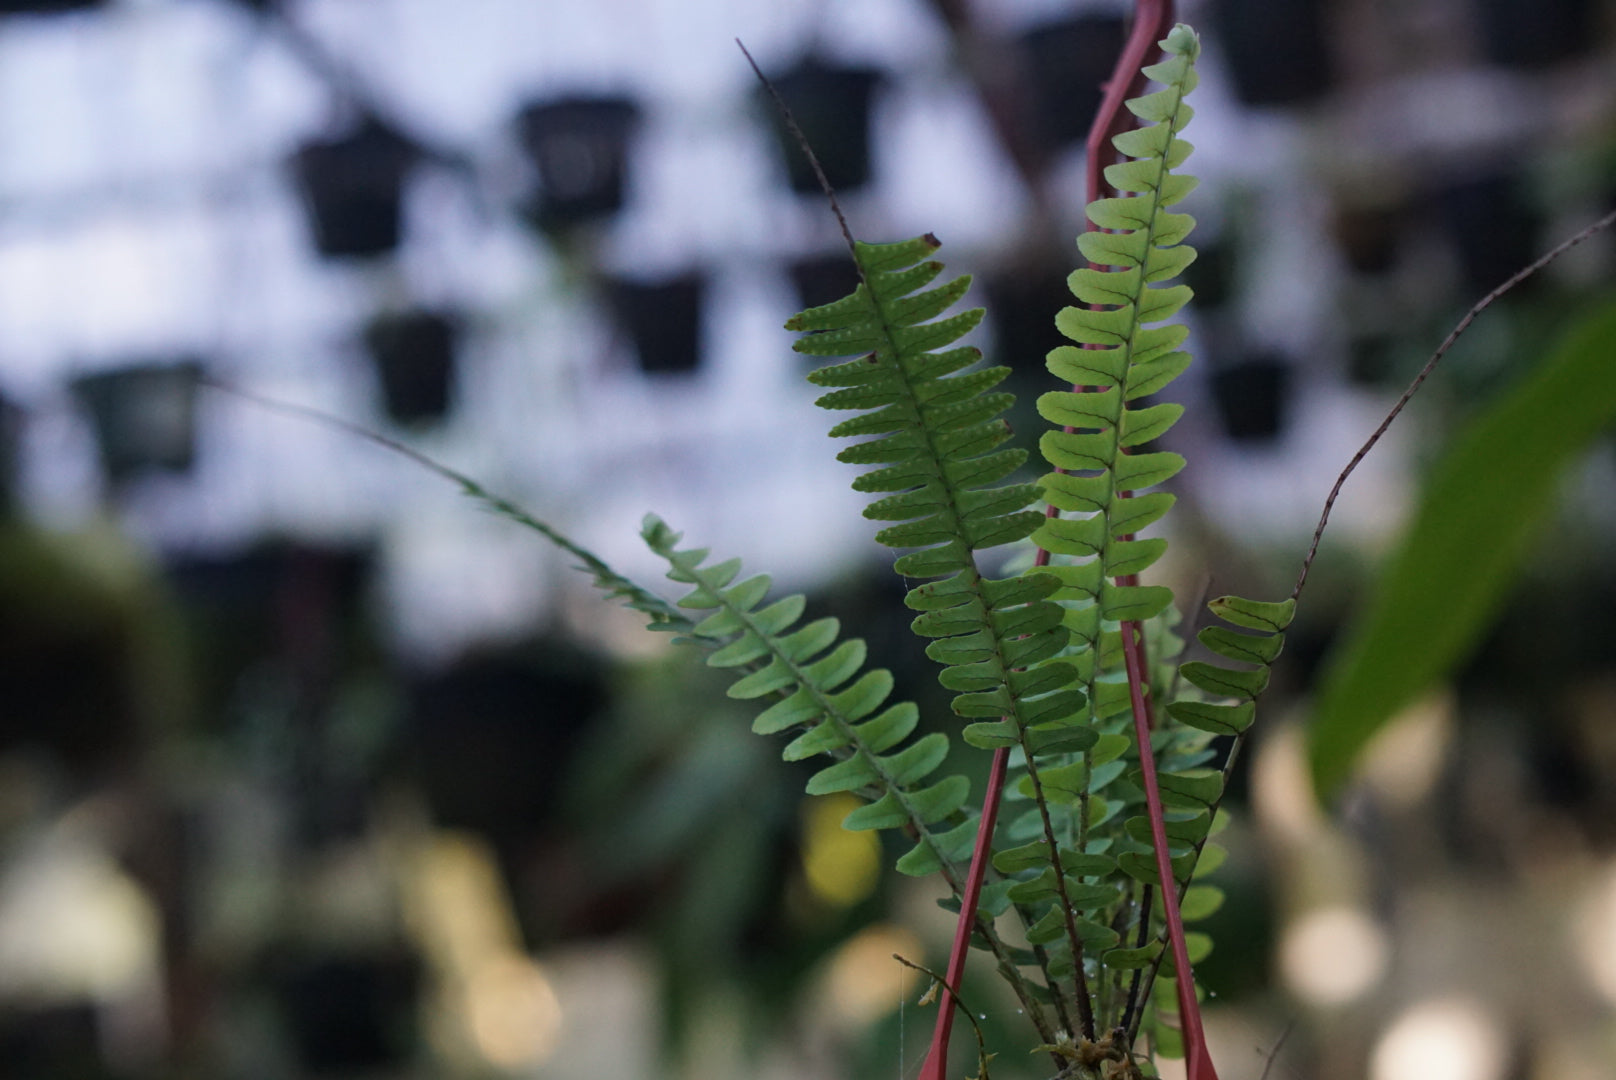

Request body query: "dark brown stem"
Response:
[1258, 1016, 1299, 1080]
[1117, 882, 1154, 1035]
[734, 40, 864, 287]
[1126, 713, 1254, 1047]
[1291, 207, 1616, 603]
[1121, 622, 1217, 1080]
[895, 954, 997, 1080]
[1020, 745, 1099, 1040]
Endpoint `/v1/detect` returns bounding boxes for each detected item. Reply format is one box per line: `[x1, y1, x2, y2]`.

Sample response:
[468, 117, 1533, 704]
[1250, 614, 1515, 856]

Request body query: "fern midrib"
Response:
[1096, 67, 1199, 1038]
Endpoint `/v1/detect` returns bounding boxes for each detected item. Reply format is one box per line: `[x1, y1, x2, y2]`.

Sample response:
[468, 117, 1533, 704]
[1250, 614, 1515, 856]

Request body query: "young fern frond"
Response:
[639, 513, 1062, 1040]
[638, 514, 979, 880]
[1171, 596, 1297, 739]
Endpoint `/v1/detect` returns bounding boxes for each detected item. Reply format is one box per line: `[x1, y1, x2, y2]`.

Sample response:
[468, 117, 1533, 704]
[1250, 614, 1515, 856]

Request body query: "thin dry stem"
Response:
[1292, 207, 1616, 603]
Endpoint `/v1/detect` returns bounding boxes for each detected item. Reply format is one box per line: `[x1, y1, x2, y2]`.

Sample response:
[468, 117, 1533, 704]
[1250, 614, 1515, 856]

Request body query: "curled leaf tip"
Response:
[1164, 24, 1200, 59]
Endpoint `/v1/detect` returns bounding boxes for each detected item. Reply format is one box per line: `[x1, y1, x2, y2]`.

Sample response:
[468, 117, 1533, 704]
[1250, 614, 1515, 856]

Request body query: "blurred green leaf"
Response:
[1310, 298, 1616, 798]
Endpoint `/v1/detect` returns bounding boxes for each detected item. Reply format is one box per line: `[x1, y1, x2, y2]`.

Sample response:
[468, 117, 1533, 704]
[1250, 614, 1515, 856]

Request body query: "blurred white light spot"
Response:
[1575, 860, 1616, 1005]
[817, 923, 924, 1029]
[463, 953, 563, 1069]
[1369, 998, 1506, 1080]
[1252, 724, 1324, 847]
[0, 834, 160, 1004]
[1279, 905, 1388, 1005]
[1356, 691, 1453, 809]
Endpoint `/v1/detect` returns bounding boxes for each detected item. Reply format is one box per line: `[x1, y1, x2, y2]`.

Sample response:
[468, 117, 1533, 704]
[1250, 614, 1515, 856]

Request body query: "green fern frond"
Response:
[788, 236, 1090, 752]
[976, 24, 1215, 1038]
[1000, 34, 1207, 950]
[639, 514, 977, 884]
[1169, 595, 1296, 738]
[1033, 30, 1201, 627]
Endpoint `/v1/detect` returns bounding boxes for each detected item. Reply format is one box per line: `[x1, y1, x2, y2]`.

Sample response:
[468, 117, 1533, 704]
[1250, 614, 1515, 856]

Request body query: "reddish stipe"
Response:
[1122, 624, 1217, 1080]
[917, 746, 1009, 1080]
[924, 3, 1217, 1077]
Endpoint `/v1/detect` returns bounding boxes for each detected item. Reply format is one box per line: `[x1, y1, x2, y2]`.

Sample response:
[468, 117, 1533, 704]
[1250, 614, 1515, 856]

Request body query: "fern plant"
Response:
[773, 27, 1284, 1079]
[221, 8, 1616, 1078]
[570, 23, 1255, 1080]
[561, 23, 1277, 1079]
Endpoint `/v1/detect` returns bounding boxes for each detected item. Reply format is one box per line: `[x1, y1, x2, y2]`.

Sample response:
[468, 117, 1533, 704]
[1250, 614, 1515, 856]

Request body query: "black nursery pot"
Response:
[1209, 354, 1292, 442]
[0, 0, 106, 13]
[408, 642, 608, 845]
[1431, 170, 1542, 298]
[292, 118, 417, 258]
[364, 309, 458, 425]
[607, 273, 705, 375]
[1332, 201, 1406, 276]
[1017, 14, 1128, 152]
[984, 266, 1074, 376]
[274, 952, 419, 1073]
[0, 393, 20, 514]
[788, 252, 861, 313]
[71, 360, 202, 486]
[517, 95, 641, 232]
[1210, 0, 1333, 107]
[1475, 0, 1596, 69]
[761, 58, 882, 194]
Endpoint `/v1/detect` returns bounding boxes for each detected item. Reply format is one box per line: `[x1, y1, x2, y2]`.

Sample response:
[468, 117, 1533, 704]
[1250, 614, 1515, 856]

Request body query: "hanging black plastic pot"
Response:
[1017, 14, 1128, 153]
[1181, 235, 1238, 310]
[1474, 0, 1595, 69]
[0, 392, 20, 514]
[0, 1, 106, 13]
[984, 264, 1073, 377]
[1431, 170, 1541, 298]
[363, 309, 458, 426]
[760, 57, 883, 194]
[0, 1005, 103, 1079]
[516, 95, 641, 233]
[606, 272, 705, 375]
[273, 951, 420, 1073]
[787, 252, 861, 313]
[1209, 353, 1292, 441]
[1332, 200, 1406, 276]
[1346, 334, 1401, 388]
[408, 642, 608, 845]
[71, 360, 202, 487]
[292, 117, 417, 258]
[1210, 0, 1334, 107]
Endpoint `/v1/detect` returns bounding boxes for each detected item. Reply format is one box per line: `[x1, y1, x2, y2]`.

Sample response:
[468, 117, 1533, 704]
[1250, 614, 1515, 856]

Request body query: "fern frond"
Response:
[1169, 596, 1295, 738]
[790, 234, 1107, 1026]
[1003, 32, 1207, 981]
[1033, 29, 1201, 621]
[789, 236, 1090, 753]
[638, 514, 979, 884]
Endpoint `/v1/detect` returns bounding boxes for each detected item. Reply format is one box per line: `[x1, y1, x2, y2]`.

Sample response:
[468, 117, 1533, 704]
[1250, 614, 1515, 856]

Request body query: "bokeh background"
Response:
[1, 0, 1615, 1078]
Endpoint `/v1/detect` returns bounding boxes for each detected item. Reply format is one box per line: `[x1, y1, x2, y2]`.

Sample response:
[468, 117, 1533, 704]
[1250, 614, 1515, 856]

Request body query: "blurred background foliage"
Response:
[0, 1, 1614, 1079]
